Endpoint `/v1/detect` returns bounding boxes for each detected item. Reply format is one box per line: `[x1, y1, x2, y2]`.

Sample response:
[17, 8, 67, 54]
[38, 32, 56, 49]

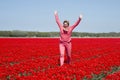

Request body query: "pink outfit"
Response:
[55, 13, 81, 66]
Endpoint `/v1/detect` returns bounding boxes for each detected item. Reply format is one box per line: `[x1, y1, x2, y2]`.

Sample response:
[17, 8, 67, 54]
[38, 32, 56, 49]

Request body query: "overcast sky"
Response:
[0, 0, 120, 32]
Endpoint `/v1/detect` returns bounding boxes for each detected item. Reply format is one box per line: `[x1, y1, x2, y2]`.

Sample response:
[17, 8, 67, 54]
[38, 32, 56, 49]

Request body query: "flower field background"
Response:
[0, 38, 120, 80]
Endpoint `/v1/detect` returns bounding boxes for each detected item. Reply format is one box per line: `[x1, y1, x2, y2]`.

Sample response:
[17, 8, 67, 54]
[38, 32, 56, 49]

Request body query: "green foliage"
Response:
[83, 66, 120, 80]
[0, 30, 120, 37]
[0, 31, 11, 37]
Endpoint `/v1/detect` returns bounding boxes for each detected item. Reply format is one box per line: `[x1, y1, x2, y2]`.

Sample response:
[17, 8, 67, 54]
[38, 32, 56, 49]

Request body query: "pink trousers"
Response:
[59, 41, 71, 66]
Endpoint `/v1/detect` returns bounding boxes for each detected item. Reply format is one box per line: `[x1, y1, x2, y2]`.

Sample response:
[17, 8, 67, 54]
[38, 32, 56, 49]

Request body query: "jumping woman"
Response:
[54, 11, 82, 66]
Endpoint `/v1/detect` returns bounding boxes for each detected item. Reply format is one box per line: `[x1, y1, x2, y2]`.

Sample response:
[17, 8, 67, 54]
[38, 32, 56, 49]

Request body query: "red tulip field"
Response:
[0, 38, 120, 80]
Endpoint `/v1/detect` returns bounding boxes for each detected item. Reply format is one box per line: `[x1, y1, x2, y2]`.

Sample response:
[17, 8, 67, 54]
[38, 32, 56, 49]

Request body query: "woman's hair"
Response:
[63, 20, 69, 26]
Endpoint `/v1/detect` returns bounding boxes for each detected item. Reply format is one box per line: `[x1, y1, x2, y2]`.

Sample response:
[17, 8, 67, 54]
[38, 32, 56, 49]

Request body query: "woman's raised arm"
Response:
[70, 14, 82, 30]
[54, 11, 62, 29]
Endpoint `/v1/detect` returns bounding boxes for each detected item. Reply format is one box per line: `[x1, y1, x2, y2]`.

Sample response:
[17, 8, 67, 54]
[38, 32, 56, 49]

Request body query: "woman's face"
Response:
[63, 22, 69, 28]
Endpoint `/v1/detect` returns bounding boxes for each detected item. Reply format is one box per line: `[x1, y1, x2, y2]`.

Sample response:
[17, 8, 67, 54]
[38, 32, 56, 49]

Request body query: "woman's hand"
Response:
[79, 14, 83, 19]
[54, 11, 58, 15]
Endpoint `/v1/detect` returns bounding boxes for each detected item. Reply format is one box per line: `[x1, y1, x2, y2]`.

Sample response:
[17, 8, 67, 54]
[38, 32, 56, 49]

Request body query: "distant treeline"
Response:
[0, 30, 120, 37]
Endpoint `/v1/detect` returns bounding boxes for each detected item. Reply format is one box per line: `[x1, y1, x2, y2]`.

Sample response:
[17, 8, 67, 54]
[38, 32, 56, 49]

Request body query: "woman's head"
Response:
[63, 20, 69, 28]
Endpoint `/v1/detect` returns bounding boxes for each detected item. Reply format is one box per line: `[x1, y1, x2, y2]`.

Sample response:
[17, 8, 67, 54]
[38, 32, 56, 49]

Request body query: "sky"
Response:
[0, 0, 120, 33]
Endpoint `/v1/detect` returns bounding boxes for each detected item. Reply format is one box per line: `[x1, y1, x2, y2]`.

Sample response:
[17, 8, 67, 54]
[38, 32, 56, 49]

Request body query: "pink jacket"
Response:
[55, 13, 81, 42]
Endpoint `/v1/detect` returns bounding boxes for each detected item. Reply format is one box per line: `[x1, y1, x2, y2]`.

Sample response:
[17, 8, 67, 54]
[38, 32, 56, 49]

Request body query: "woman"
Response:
[54, 11, 82, 66]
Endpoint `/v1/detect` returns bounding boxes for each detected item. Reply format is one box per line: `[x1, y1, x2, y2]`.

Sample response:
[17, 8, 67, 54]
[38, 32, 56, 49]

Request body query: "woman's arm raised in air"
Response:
[54, 11, 62, 30]
[70, 14, 82, 30]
